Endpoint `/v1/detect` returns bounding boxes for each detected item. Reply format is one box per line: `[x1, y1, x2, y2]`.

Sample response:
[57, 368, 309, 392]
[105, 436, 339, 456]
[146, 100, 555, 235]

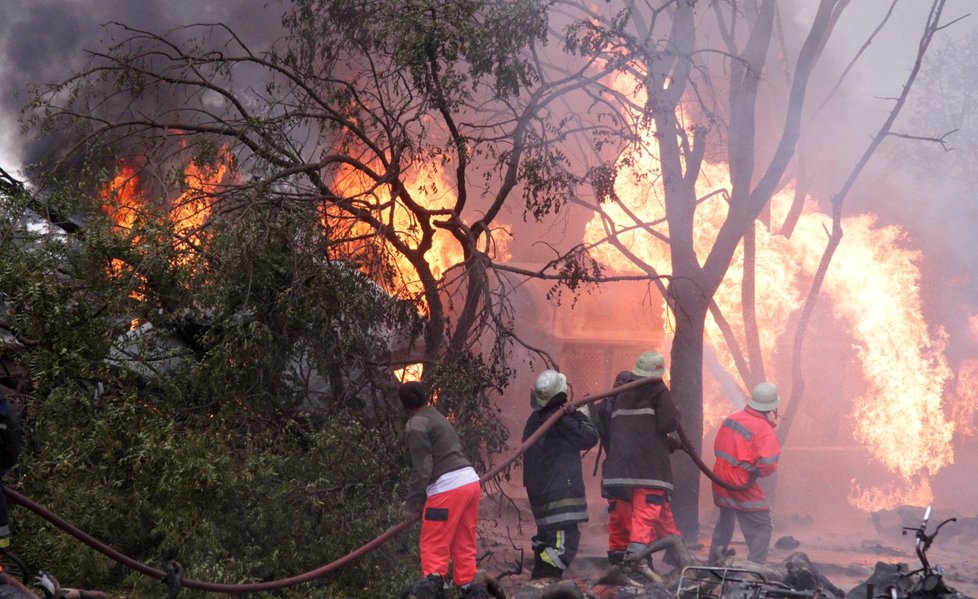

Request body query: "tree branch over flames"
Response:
[551, 0, 955, 532]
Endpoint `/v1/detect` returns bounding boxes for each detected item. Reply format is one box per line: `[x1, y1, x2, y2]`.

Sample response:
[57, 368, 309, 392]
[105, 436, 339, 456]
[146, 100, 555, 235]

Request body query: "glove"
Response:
[565, 403, 590, 418]
[665, 434, 684, 453]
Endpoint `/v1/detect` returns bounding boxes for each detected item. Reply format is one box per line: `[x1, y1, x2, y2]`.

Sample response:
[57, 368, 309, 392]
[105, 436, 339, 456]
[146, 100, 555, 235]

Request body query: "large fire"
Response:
[951, 358, 978, 437]
[169, 147, 233, 263]
[100, 149, 233, 303]
[326, 158, 509, 305]
[101, 163, 145, 299]
[583, 76, 958, 511]
[102, 148, 508, 384]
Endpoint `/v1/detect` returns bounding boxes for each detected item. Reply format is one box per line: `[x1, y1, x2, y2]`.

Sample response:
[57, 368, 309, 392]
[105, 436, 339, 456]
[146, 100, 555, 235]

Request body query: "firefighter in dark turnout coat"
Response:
[0, 390, 21, 550]
[522, 370, 599, 581]
[593, 370, 638, 565]
[601, 352, 682, 566]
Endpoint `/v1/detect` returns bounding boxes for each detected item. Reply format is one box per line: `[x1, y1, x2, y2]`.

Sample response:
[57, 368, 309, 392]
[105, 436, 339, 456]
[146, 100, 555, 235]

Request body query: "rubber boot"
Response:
[664, 534, 694, 569]
[624, 554, 664, 584]
[459, 582, 491, 599]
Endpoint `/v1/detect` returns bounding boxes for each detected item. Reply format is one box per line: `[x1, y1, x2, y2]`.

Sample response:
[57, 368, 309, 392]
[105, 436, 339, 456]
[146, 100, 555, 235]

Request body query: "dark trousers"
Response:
[709, 507, 773, 563]
[531, 525, 581, 578]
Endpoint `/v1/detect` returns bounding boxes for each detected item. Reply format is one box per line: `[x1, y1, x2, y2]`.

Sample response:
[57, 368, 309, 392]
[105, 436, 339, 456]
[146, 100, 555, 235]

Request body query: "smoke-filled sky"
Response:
[0, 0, 283, 173]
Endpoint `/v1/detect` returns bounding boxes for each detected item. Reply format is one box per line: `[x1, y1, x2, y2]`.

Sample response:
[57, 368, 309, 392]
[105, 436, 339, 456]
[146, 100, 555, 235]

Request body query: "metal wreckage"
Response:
[400, 506, 972, 599]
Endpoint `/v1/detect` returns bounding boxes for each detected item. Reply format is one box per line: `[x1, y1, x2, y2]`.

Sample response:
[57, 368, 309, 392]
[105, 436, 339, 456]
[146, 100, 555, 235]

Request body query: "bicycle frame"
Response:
[676, 565, 818, 599]
[890, 506, 956, 599]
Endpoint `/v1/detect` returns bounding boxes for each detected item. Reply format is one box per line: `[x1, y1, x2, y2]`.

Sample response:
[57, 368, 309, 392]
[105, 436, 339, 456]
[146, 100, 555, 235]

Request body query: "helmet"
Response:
[632, 351, 666, 378]
[531, 370, 568, 410]
[748, 382, 779, 412]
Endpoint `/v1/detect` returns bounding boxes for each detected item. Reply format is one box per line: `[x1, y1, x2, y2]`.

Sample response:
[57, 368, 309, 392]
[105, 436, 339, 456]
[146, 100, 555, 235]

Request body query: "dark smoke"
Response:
[0, 0, 282, 169]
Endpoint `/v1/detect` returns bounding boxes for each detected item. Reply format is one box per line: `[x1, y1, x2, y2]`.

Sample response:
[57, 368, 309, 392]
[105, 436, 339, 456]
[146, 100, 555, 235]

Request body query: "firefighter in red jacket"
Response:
[709, 382, 782, 564]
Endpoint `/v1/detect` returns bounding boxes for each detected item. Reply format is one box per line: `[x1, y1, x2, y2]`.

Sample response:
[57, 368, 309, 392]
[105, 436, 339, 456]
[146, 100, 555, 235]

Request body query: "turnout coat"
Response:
[522, 401, 599, 530]
[601, 377, 680, 493]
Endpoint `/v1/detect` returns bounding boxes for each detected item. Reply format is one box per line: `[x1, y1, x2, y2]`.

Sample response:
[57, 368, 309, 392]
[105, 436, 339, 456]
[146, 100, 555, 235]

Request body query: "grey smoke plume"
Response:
[0, 0, 281, 170]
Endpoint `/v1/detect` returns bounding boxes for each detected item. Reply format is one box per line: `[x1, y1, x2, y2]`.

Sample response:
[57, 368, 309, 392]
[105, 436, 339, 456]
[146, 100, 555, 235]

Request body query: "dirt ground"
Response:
[482, 487, 978, 598]
[758, 510, 978, 598]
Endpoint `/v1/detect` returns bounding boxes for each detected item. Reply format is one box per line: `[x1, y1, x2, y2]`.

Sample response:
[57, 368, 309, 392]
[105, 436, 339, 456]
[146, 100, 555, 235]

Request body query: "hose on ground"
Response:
[6, 375, 752, 593]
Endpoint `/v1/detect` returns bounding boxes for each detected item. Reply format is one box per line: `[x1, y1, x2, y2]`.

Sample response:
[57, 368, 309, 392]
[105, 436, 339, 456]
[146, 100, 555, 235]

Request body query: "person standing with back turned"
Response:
[708, 382, 782, 565]
[400, 381, 484, 598]
[601, 351, 682, 581]
[522, 369, 599, 584]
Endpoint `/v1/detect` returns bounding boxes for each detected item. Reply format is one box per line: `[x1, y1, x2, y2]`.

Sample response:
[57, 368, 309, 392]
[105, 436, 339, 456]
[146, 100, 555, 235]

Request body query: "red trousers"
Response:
[608, 498, 632, 552]
[609, 489, 680, 552]
[420, 481, 481, 586]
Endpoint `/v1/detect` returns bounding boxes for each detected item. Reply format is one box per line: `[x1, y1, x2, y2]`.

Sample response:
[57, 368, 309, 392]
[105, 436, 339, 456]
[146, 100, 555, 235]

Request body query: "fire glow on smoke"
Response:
[583, 76, 961, 511]
[95, 85, 971, 512]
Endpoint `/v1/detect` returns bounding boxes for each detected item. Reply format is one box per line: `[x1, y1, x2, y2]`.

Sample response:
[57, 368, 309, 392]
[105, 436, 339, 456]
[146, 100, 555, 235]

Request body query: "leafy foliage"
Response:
[0, 0, 610, 591]
[0, 168, 426, 595]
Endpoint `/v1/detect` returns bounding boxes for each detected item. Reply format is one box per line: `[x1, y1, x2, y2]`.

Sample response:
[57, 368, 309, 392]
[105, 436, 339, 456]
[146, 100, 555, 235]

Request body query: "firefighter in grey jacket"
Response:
[400, 381, 482, 596]
[522, 370, 599, 582]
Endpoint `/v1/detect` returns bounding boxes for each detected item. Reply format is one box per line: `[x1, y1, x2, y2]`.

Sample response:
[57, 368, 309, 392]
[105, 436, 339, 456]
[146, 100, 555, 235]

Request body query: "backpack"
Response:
[0, 394, 22, 472]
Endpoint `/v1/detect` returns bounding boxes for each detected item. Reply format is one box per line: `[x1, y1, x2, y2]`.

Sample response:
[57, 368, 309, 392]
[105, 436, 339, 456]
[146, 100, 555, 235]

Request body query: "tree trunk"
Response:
[667, 278, 709, 540]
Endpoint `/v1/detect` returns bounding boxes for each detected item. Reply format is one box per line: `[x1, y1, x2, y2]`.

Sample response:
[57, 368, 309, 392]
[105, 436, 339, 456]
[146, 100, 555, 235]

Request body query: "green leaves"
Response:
[2, 168, 422, 594]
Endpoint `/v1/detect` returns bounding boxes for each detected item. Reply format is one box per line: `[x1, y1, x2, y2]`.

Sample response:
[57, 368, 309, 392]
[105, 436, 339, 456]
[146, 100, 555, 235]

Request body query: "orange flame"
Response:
[326, 159, 509, 303]
[847, 477, 934, 512]
[951, 359, 978, 437]
[101, 148, 234, 304]
[101, 164, 142, 232]
[169, 147, 232, 263]
[101, 163, 148, 302]
[394, 363, 424, 383]
[584, 73, 955, 511]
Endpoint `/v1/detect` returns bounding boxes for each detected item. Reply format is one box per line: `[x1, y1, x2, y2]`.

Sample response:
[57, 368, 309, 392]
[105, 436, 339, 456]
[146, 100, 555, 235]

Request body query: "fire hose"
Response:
[5, 376, 749, 593]
[672, 421, 756, 493]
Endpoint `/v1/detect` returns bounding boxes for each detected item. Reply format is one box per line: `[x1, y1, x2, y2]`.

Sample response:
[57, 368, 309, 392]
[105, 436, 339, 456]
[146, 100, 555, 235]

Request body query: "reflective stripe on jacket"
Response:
[522, 403, 599, 530]
[711, 407, 781, 512]
[601, 377, 679, 493]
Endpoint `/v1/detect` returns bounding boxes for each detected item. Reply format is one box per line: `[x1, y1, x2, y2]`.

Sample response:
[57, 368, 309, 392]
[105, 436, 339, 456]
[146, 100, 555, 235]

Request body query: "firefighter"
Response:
[600, 352, 682, 581]
[593, 370, 635, 567]
[521, 370, 599, 583]
[708, 382, 782, 564]
[400, 381, 483, 598]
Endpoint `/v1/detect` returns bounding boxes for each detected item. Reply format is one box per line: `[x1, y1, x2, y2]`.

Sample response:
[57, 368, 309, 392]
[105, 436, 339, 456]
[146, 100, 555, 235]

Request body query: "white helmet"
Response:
[531, 370, 568, 410]
[748, 382, 779, 412]
[632, 351, 666, 378]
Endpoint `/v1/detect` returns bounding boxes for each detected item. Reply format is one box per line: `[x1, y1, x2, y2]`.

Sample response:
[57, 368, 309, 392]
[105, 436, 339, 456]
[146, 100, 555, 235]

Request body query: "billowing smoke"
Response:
[0, 0, 281, 170]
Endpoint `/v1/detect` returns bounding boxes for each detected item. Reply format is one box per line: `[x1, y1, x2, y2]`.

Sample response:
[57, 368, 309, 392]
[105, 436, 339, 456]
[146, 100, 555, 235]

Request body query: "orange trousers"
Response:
[419, 481, 481, 586]
[609, 489, 680, 552]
